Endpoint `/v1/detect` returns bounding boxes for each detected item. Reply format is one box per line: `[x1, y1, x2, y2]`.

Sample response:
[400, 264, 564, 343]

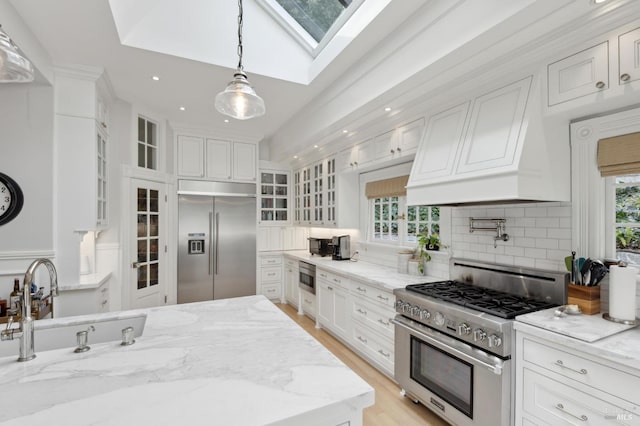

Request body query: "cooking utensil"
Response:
[589, 262, 608, 286]
[580, 258, 592, 286]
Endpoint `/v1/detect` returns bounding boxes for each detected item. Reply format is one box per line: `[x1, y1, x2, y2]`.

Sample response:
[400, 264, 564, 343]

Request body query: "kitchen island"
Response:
[0, 296, 374, 425]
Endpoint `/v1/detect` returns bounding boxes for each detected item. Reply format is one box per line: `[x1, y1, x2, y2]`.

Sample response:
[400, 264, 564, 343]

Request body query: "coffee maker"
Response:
[332, 235, 351, 261]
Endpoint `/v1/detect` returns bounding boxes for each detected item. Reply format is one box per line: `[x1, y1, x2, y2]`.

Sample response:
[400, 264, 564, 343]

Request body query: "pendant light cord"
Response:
[237, 0, 244, 72]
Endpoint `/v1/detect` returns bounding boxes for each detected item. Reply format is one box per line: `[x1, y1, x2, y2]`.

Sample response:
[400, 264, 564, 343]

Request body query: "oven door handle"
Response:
[391, 317, 504, 375]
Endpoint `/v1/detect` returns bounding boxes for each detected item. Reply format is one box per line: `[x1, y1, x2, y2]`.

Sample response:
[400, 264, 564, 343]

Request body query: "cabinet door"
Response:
[619, 27, 640, 85]
[333, 286, 349, 337]
[312, 161, 324, 225]
[373, 130, 396, 161]
[259, 170, 289, 223]
[548, 42, 609, 106]
[456, 77, 531, 174]
[396, 118, 424, 155]
[205, 139, 231, 180]
[317, 281, 334, 328]
[409, 102, 469, 183]
[326, 157, 337, 225]
[177, 135, 204, 177]
[233, 142, 257, 181]
[339, 146, 357, 171]
[356, 140, 375, 166]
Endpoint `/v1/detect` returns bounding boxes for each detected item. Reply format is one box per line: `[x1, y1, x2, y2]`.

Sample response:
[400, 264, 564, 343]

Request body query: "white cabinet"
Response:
[177, 135, 204, 177]
[258, 226, 308, 252]
[619, 27, 640, 85]
[294, 156, 358, 228]
[299, 288, 316, 319]
[547, 42, 609, 106]
[317, 269, 350, 339]
[372, 119, 424, 163]
[349, 279, 395, 377]
[258, 255, 282, 301]
[339, 139, 374, 172]
[206, 139, 232, 180]
[373, 130, 396, 162]
[259, 169, 289, 224]
[284, 258, 299, 307]
[515, 325, 640, 425]
[176, 135, 256, 183]
[57, 280, 110, 317]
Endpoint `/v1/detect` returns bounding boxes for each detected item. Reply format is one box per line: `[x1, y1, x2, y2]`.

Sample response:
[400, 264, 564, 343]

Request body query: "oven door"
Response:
[393, 315, 511, 426]
[298, 262, 315, 294]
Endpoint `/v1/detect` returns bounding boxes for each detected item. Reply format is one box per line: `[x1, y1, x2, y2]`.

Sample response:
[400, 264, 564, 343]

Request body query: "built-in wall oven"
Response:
[298, 261, 316, 294]
[393, 259, 567, 426]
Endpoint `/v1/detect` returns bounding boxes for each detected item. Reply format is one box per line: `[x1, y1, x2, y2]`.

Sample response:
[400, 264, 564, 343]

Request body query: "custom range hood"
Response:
[406, 75, 570, 206]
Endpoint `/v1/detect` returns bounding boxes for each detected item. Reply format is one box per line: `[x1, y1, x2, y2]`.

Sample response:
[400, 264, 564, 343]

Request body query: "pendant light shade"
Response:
[215, 71, 265, 120]
[0, 26, 34, 83]
[215, 0, 265, 120]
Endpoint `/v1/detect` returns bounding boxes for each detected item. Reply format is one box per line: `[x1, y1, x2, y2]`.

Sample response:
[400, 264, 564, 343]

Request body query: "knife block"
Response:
[568, 283, 600, 315]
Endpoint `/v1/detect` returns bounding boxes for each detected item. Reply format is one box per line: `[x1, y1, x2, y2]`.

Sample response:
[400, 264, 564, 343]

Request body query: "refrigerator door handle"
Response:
[215, 212, 220, 275]
[209, 212, 213, 276]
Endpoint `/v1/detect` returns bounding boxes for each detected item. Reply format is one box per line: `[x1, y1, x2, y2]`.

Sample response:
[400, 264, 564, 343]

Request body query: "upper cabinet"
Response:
[619, 27, 640, 85]
[547, 42, 609, 106]
[259, 169, 290, 224]
[176, 135, 256, 183]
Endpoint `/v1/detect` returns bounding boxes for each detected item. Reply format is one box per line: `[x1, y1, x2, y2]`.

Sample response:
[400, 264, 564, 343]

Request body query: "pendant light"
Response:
[0, 25, 34, 83]
[215, 0, 265, 120]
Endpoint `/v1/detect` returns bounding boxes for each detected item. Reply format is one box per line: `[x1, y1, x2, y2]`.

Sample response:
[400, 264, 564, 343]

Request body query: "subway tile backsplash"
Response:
[450, 202, 572, 272]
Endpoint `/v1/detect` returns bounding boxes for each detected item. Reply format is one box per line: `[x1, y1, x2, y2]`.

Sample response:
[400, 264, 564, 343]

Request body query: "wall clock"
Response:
[0, 172, 24, 226]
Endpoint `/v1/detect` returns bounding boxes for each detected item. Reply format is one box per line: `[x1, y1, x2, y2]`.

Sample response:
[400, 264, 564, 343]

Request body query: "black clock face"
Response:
[0, 172, 24, 226]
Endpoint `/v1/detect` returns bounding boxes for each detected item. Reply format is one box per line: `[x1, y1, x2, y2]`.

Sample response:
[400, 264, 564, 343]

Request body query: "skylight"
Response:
[275, 0, 351, 43]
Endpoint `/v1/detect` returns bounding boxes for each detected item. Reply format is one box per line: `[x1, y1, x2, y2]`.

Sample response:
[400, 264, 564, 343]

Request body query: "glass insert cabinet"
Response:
[260, 170, 290, 223]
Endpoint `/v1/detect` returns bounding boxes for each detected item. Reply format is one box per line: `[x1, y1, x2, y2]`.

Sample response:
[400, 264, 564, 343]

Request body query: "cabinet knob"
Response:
[354, 161, 358, 166]
[397, 147, 401, 152]
[390, 149, 395, 154]
[349, 162, 353, 167]
[620, 73, 631, 82]
[595, 81, 606, 89]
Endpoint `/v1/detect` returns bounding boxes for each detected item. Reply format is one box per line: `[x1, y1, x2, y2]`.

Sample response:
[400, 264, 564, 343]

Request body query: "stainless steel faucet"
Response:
[1, 258, 58, 362]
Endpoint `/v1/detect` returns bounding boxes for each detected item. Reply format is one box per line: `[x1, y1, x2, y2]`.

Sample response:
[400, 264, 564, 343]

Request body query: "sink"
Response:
[0, 312, 147, 358]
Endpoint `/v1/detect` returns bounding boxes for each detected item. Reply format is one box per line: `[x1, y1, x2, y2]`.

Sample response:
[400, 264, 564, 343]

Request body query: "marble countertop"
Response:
[58, 271, 112, 291]
[0, 296, 374, 425]
[283, 250, 438, 291]
[515, 310, 640, 373]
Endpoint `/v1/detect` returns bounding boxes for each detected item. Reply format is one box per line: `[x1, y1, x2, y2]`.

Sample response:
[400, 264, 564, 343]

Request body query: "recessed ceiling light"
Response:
[152, 76, 160, 81]
[593, 0, 607, 3]
[294, 155, 298, 159]
[179, 106, 185, 111]
[342, 130, 348, 134]
[224, 119, 230, 123]
[314, 145, 318, 148]
[384, 107, 391, 112]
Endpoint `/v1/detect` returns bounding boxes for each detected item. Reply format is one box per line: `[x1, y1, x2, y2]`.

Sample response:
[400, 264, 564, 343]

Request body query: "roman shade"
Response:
[365, 175, 409, 199]
[597, 132, 640, 177]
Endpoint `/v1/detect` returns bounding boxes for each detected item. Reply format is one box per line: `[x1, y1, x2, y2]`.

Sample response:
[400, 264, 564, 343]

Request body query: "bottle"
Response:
[9, 278, 20, 311]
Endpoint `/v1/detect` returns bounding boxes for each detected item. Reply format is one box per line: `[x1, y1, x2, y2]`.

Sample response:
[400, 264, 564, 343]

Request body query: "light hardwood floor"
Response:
[276, 303, 447, 426]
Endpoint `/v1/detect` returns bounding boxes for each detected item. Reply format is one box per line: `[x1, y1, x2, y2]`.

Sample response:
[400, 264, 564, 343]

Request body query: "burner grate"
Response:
[406, 281, 556, 319]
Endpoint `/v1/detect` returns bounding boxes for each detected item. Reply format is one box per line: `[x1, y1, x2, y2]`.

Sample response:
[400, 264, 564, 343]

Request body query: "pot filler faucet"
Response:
[1, 258, 58, 362]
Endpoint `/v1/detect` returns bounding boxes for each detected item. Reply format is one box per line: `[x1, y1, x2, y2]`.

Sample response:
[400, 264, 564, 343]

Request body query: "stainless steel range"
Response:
[393, 259, 568, 426]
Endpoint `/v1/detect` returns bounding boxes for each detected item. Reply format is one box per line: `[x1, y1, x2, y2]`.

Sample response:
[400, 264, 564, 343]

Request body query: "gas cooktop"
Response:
[406, 281, 558, 319]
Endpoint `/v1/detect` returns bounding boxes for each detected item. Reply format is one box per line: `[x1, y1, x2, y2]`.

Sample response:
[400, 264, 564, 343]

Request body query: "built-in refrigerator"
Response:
[177, 181, 256, 303]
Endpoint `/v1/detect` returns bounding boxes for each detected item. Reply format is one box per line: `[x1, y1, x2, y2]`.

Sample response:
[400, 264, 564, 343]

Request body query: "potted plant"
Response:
[414, 233, 432, 275]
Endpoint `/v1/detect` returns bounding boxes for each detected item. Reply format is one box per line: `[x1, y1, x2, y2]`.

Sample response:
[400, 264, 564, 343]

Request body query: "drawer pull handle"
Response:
[320, 273, 327, 278]
[305, 299, 311, 304]
[595, 81, 606, 89]
[555, 403, 588, 421]
[378, 319, 390, 326]
[620, 73, 631, 82]
[333, 278, 340, 283]
[378, 349, 391, 358]
[328, 286, 333, 291]
[357, 308, 367, 315]
[377, 295, 389, 301]
[555, 360, 587, 375]
[357, 336, 367, 343]
[356, 287, 367, 293]
[101, 300, 108, 306]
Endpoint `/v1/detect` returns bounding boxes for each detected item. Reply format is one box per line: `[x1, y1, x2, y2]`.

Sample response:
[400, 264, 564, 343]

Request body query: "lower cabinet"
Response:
[316, 268, 350, 340]
[299, 288, 316, 319]
[258, 255, 282, 301]
[284, 258, 299, 308]
[56, 280, 110, 317]
[515, 324, 640, 425]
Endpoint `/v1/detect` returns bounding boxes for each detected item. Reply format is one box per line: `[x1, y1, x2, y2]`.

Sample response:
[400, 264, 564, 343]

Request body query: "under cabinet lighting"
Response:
[593, 0, 607, 3]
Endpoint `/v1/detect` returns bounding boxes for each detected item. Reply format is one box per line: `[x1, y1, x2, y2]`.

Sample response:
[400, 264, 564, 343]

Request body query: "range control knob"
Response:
[488, 334, 503, 348]
[419, 309, 431, 321]
[434, 312, 445, 326]
[457, 323, 471, 336]
[410, 306, 422, 316]
[473, 329, 487, 342]
[395, 300, 404, 310]
[401, 303, 411, 313]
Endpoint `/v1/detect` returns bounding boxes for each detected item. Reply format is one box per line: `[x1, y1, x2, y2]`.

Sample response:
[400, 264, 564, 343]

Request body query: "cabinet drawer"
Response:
[260, 256, 282, 266]
[350, 280, 395, 308]
[351, 298, 394, 339]
[523, 337, 640, 405]
[352, 324, 394, 375]
[260, 266, 282, 282]
[300, 289, 316, 318]
[317, 269, 349, 290]
[285, 258, 296, 268]
[260, 284, 281, 300]
[522, 368, 638, 425]
[96, 284, 109, 312]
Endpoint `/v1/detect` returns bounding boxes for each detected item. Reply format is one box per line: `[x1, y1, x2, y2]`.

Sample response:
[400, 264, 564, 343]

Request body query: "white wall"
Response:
[0, 84, 54, 300]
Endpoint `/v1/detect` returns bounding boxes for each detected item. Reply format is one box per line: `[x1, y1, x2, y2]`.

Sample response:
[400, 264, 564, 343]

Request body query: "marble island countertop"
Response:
[515, 308, 640, 372]
[0, 296, 374, 425]
[283, 250, 439, 291]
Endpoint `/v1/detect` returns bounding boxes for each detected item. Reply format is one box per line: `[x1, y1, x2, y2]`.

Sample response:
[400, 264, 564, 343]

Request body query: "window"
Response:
[275, 0, 352, 43]
[137, 116, 157, 170]
[370, 195, 440, 246]
[614, 174, 640, 266]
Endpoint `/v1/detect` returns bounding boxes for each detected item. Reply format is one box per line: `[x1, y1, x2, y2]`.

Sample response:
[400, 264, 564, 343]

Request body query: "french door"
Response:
[130, 179, 166, 309]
